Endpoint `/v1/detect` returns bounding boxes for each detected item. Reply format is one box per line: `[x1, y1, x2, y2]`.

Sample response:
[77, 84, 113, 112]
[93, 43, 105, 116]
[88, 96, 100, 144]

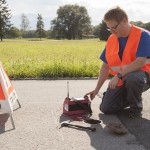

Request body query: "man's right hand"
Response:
[84, 90, 98, 100]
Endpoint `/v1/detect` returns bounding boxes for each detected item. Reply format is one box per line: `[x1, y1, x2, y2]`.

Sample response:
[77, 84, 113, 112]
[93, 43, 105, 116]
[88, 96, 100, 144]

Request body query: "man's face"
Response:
[105, 19, 126, 38]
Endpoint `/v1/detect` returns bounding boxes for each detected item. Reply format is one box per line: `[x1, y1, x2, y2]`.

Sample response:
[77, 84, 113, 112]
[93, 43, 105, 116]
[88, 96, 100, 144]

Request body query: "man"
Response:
[85, 6, 150, 118]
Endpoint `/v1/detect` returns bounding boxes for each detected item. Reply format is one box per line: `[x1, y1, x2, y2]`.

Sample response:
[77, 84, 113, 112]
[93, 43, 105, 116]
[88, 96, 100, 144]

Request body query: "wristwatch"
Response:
[117, 73, 123, 79]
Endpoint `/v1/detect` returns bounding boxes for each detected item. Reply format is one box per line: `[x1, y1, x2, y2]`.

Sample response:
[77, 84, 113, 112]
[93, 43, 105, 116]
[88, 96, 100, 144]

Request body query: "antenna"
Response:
[67, 81, 69, 98]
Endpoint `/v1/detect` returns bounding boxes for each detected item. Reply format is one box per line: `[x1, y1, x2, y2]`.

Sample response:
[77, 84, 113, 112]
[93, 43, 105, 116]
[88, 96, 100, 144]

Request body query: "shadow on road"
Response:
[59, 114, 110, 150]
[59, 109, 149, 149]
[0, 113, 9, 134]
[116, 108, 150, 150]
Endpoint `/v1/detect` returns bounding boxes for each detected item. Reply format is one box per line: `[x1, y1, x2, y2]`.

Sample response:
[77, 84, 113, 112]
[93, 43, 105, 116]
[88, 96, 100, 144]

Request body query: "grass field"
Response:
[0, 38, 105, 78]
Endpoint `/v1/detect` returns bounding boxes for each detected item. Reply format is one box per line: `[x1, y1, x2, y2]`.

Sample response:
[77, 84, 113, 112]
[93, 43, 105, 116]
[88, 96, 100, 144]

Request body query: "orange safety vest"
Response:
[106, 25, 150, 86]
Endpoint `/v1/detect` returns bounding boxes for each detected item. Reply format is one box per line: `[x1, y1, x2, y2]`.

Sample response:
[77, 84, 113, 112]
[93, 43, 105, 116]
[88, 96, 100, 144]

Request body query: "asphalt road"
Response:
[0, 80, 150, 150]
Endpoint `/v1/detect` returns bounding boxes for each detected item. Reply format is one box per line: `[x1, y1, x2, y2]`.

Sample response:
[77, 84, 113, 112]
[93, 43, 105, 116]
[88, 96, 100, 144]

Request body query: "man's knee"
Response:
[100, 103, 112, 114]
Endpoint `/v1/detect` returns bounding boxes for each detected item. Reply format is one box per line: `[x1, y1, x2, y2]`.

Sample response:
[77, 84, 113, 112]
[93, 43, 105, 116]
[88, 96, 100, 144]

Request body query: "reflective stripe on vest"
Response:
[110, 65, 128, 73]
[110, 60, 150, 73]
[106, 25, 150, 86]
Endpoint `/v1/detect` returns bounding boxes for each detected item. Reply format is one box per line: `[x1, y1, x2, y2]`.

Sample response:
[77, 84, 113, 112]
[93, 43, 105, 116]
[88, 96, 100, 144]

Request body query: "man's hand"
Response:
[84, 90, 98, 100]
[108, 75, 120, 89]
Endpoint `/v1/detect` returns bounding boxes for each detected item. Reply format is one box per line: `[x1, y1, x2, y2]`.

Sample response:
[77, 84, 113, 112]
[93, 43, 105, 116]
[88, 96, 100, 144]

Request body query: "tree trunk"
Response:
[0, 36, 3, 41]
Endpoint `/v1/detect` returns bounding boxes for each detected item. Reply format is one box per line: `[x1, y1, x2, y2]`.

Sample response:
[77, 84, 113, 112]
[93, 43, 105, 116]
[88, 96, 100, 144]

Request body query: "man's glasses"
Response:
[107, 22, 120, 31]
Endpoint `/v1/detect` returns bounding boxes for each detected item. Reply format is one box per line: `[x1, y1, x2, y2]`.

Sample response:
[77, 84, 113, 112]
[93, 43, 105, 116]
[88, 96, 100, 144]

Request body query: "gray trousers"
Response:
[100, 70, 150, 114]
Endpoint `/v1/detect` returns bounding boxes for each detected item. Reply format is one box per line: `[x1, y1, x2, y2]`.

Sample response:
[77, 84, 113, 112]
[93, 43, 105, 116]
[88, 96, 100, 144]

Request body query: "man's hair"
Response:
[104, 6, 128, 23]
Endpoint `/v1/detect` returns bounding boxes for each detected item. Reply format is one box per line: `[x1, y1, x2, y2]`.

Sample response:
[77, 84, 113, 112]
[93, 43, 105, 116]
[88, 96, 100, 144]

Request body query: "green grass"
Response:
[0, 38, 105, 78]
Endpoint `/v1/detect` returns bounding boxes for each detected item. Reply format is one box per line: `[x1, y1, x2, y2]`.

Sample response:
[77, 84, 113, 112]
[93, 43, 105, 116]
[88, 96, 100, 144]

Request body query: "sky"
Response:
[6, 0, 150, 30]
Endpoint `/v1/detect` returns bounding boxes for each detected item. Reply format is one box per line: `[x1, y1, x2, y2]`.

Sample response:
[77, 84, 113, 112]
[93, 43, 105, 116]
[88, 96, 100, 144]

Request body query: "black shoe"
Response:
[128, 111, 142, 119]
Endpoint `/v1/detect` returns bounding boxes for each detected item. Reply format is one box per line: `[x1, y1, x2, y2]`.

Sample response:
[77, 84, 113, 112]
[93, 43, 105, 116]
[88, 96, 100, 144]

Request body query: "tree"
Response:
[130, 21, 150, 31]
[22, 30, 37, 38]
[51, 4, 91, 40]
[36, 14, 45, 40]
[99, 20, 111, 41]
[130, 21, 144, 28]
[6, 26, 20, 38]
[20, 13, 30, 37]
[144, 22, 150, 31]
[20, 13, 30, 31]
[0, 0, 12, 41]
[92, 25, 101, 37]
